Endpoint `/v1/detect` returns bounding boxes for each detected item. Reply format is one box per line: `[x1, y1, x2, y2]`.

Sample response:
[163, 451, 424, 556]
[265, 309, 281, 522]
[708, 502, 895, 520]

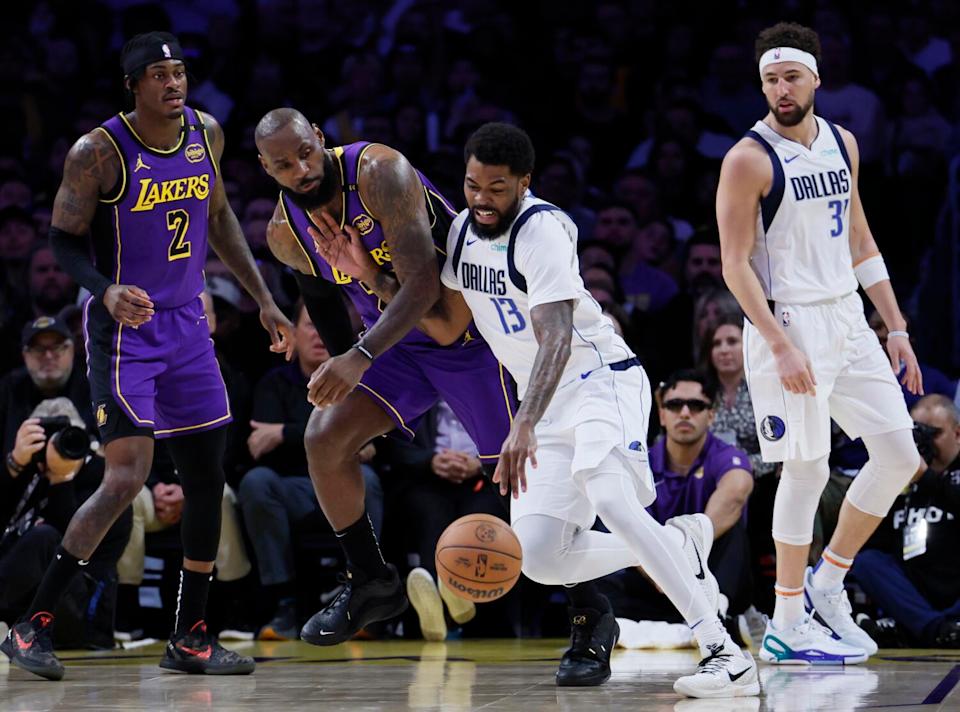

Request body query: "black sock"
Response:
[175, 568, 212, 635]
[565, 581, 611, 613]
[27, 545, 85, 620]
[335, 509, 389, 580]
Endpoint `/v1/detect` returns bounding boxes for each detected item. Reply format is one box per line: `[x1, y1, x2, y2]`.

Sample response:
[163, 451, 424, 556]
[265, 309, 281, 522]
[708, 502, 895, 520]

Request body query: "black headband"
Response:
[122, 32, 184, 76]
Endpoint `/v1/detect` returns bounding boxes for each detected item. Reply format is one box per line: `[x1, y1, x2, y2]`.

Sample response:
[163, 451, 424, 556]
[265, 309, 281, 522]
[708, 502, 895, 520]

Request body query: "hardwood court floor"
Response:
[2, 639, 958, 711]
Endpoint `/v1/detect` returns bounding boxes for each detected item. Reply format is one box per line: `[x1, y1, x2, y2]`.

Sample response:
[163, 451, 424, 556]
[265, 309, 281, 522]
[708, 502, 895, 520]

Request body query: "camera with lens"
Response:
[913, 421, 940, 465]
[31, 415, 92, 466]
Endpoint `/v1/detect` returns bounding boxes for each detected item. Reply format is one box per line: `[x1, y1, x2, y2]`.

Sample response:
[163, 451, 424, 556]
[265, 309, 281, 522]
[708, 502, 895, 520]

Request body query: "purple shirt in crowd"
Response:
[647, 431, 752, 525]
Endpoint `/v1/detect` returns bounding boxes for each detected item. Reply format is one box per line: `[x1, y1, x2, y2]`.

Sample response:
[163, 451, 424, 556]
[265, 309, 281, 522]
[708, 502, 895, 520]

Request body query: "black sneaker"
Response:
[556, 607, 619, 687]
[300, 564, 408, 646]
[160, 621, 255, 675]
[259, 600, 298, 641]
[0, 612, 64, 681]
[856, 614, 907, 649]
[935, 618, 960, 648]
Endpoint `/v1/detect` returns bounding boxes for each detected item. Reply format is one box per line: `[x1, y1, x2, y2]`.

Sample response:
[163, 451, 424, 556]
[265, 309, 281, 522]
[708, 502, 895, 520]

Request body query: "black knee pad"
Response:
[166, 427, 227, 562]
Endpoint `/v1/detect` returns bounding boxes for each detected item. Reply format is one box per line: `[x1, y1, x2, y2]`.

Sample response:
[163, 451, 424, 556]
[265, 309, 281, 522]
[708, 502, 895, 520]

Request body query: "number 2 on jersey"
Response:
[828, 199, 849, 238]
[166, 208, 192, 261]
[490, 297, 526, 334]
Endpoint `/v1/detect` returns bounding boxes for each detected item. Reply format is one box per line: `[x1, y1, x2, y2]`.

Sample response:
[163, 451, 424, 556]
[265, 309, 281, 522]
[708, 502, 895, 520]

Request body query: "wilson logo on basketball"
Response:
[352, 213, 374, 235]
[185, 143, 206, 163]
[475, 524, 497, 543]
[475, 554, 488, 578]
[446, 576, 504, 600]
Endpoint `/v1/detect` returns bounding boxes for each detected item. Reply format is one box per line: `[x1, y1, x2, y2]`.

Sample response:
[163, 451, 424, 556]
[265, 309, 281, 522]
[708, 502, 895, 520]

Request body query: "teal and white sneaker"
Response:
[667, 513, 720, 615]
[804, 567, 878, 656]
[759, 614, 867, 665]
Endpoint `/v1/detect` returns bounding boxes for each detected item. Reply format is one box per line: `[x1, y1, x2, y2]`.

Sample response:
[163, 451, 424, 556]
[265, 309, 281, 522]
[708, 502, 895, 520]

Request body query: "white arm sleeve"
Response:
[515, 212, 581, 309]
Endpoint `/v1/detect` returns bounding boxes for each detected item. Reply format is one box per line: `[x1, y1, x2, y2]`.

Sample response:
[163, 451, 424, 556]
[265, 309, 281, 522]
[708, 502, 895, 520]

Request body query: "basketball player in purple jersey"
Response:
[0, 33, 292, 680]
[254, 108, 517, 646]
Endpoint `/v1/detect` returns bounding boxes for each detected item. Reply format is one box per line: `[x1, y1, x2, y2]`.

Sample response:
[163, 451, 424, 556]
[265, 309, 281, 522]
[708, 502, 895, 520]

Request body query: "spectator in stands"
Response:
[0, 316, 130, 648]
[700, 316, 776, 479]
[598, 370, 754, 623]
[25, 244, 76, 320]
[853, 395, 960, 648]
[237, 300, 383, 640]
[534, 151, 596, 239]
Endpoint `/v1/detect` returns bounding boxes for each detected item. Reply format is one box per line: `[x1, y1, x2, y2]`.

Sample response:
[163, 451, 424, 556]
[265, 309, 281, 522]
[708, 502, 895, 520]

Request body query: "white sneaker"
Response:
[406, 568, 447, 642]
[804, 567, 878, 656]
[667, 513, 720, 615]
[438, 578, 476, 625]
[759, 614, 867, 665]
[673, 641, 760, 698]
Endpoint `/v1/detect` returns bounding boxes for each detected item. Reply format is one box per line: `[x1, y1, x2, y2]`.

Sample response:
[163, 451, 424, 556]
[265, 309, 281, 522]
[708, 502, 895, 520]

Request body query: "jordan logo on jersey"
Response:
[789, 169, 849, 202]
[134, 153, 151, 172]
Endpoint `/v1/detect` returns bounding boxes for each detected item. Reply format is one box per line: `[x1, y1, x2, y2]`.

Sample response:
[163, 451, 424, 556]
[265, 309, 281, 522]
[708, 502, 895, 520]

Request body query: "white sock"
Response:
[772, 584, 805, 630]
[690, 615, 731, 657]
[810, 548, 853, 592]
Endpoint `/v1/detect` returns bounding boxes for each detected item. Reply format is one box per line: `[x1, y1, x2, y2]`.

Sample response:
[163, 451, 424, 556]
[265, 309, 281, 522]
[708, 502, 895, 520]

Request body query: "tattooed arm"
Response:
[351, 145, 440, 356]
[493, 300, 574, 498]
[203, 112, 293, 358]
[49, 130, 160, 326]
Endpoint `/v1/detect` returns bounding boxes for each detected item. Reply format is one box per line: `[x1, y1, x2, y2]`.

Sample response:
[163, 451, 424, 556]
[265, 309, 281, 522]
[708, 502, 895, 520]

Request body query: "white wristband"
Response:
[887, 330, 909, 340]
[853, 255, 889, 289]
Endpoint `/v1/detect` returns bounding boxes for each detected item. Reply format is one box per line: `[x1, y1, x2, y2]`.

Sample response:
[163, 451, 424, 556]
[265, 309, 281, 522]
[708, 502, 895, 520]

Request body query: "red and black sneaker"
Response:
[0, 611, 64, 681]
[160, 621, 255, 675]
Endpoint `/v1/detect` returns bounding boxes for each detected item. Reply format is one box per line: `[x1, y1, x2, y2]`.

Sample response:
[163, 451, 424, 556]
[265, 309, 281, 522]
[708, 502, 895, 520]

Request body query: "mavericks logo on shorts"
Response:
[760, 415, 786, 442]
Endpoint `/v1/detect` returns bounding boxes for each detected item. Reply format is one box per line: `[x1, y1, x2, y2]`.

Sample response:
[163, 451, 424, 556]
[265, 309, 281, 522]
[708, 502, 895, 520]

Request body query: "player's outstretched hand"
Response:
[887, 333, 924, 396]
[493, 419, 537, 499]
[307, 211, 378, 283]
[307, 349, 371, 409]
[103, 284, 154, 327]
[773, 340, 817, 396]
[259, 301, 295, 361]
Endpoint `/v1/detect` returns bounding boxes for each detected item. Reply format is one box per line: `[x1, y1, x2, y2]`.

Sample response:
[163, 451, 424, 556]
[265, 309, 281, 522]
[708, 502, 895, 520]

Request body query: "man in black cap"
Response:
[0, 316, 131, 646]
[2, 31, 292, 679]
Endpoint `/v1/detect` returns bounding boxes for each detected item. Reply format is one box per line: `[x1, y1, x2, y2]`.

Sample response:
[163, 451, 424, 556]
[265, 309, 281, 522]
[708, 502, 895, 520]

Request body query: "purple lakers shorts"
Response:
[358, 335, 515, 461]
[83, 295, 231, 442]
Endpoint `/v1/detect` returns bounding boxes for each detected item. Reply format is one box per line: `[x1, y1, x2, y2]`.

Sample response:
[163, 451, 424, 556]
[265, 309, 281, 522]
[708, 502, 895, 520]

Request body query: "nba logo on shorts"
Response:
[781, 310, 791, 327]
[760, 415, 786, 442]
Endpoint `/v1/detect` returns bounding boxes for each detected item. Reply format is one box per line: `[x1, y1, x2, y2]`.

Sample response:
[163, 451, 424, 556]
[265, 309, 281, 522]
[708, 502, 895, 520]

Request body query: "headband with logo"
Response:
[758, 46, 818, 77]
[121, 32, 185, 77]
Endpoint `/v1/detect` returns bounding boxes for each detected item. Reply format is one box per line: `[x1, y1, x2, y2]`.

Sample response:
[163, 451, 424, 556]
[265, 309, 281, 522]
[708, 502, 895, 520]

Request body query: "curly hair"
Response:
[755, 22, 821, 65]
[463, 122, 535, 176]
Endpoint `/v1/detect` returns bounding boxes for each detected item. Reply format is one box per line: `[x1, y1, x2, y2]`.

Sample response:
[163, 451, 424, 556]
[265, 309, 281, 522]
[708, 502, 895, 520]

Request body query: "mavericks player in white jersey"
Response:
[717, 22, 926, 664]
[437, 123, 757, 698]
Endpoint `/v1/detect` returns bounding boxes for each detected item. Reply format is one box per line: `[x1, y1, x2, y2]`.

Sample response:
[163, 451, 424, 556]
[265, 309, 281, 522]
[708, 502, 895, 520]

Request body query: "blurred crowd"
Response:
[1, 0, 959, 649]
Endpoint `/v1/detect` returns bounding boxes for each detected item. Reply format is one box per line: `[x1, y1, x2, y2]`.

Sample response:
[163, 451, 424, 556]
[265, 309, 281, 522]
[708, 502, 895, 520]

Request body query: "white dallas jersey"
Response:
[441, 196, 634, 400]
[747, 115, 859, 304]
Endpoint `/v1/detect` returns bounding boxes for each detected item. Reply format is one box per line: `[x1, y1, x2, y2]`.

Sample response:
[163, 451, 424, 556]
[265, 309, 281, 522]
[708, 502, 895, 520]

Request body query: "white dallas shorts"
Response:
[510, 363, 656, 531]
[743, 291, 913, 463]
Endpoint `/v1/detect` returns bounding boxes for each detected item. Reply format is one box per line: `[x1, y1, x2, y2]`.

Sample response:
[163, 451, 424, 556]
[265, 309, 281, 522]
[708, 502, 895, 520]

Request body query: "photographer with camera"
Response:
[852, 394, 960, 648]
[0, 316, 131, 648]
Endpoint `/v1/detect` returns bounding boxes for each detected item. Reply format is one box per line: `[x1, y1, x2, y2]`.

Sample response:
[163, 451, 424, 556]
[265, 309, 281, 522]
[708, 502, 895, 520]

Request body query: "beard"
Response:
[281, 151, 339, 211]
[769, 94, 815, 127]
[467, 194, 523, 240]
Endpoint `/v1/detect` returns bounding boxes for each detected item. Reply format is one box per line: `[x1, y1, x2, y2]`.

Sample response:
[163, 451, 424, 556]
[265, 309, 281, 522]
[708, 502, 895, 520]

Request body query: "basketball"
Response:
[435, 513, 522, 603]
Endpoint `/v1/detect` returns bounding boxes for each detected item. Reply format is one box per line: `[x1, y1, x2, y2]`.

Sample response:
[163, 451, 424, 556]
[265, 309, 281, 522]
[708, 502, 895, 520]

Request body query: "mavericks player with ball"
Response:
[716, 22, 925, 663]
[436, 124, 758, 698]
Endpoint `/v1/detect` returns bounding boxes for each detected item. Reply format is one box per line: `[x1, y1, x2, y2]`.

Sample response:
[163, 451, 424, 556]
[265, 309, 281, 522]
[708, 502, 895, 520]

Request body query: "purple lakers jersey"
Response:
[281, 142, 457, 346]
[91, 106, 217, 308]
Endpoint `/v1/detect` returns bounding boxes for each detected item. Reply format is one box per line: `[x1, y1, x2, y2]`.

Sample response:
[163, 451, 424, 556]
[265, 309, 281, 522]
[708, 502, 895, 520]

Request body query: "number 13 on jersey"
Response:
[490, 297, 526, 334]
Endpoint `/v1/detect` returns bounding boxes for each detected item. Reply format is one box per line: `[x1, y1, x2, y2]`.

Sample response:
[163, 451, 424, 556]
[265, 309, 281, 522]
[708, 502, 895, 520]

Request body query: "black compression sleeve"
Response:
[49, 227, 112, 302]
[292, 270, 356, 356]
